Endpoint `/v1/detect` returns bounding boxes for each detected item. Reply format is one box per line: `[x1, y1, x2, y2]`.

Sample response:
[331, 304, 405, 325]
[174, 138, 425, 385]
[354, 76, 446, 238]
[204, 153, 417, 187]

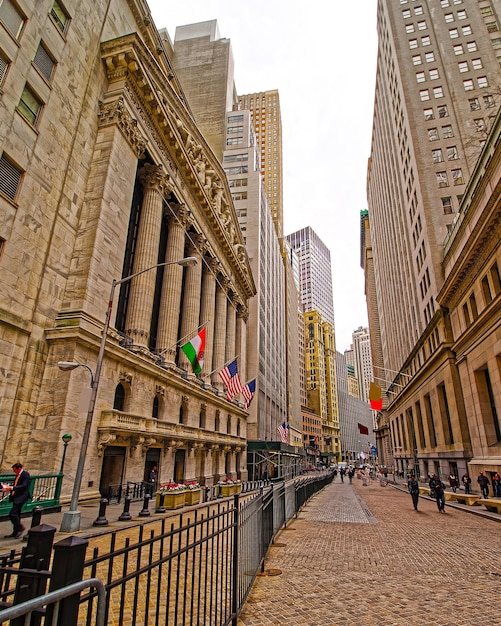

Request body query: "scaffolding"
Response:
[246, 441, 307, 481]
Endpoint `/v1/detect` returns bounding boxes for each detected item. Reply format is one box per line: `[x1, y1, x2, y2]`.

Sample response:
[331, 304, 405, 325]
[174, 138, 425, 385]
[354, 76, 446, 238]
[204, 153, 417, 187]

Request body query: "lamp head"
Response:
[178, 256, 197, 267]
[62, 433, 72, 444]
[57, 361, 80, 372]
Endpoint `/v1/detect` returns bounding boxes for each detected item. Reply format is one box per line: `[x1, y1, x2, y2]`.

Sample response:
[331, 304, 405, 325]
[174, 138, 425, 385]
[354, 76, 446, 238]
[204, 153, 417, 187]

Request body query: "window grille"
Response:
[0, 154, 22, 200]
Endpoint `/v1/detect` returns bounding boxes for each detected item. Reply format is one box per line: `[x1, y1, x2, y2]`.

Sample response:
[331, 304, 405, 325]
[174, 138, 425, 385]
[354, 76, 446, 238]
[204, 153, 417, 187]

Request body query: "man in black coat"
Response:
[2, 463, 31, 538]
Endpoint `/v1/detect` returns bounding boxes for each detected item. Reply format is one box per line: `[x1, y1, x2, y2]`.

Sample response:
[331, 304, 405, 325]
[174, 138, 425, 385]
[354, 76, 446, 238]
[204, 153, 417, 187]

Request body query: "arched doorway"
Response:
[174, 449, 185, 484]
[99, 446, 126, 497]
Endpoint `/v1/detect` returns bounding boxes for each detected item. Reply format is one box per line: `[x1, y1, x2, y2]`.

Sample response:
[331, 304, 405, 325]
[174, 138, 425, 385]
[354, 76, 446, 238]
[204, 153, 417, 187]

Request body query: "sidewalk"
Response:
[238, 476, 501, 626]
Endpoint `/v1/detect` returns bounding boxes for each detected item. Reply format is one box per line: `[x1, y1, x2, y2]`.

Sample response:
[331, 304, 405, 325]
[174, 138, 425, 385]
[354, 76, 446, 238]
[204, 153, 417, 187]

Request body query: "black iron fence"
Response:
[0, 472, 333, 625]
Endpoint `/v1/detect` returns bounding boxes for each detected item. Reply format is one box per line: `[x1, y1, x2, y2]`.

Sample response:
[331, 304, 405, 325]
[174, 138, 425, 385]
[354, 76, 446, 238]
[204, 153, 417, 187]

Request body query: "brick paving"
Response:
[238, 477, 501, 626]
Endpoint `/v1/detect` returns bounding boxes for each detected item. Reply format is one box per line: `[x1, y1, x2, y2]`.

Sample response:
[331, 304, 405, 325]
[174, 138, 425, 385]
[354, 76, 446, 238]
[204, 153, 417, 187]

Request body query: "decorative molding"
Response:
[98, 98, 146, 158]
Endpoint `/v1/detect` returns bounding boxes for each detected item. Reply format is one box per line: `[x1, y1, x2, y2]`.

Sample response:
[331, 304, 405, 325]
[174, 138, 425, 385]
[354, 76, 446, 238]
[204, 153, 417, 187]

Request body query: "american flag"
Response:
[218, 359, 243, 401]
[242, 379, 256, 410]
[277, 422, 289, 444]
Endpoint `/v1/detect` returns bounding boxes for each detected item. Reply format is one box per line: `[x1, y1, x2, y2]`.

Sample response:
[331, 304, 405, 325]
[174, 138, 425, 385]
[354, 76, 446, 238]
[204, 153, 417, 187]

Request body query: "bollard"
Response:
[118, 496, 132, 521]
[22, 505, 43, 542]
[139, 493, 151, 517]
[155, 492, 165, 514]
[93, 498, 109, 526]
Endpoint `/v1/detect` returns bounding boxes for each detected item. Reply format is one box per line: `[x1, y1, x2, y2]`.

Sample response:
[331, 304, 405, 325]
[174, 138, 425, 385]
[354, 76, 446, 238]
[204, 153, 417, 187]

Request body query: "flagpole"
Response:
[157, 321, 208, 357]
[372, 365, 412, 378]
[200, 355, 240, 379]
[372, 376, 404, 388]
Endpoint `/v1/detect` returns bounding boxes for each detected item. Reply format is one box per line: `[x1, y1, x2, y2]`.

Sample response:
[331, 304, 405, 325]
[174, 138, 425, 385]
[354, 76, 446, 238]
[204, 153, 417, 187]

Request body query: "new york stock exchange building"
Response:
[0, 0, 256, 502]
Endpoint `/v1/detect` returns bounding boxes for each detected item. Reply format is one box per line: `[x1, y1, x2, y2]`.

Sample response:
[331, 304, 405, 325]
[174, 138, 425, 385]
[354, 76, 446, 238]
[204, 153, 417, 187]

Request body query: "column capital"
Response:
[237, 304, 249, 321]
[138, 163, 173, 197]
[167, 201, 189, 225]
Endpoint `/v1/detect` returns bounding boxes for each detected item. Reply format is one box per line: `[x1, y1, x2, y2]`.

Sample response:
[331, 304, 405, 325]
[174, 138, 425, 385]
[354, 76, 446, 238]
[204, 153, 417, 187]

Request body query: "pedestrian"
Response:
[429, 474, 446, 513]
[2, 463, 31, 538]
[492, 472, 501, 498]
[348, 467, 355, 484]
[448, 473, 459, 493]
[408, 475, 420, 511]
[340, 467, 345, 483]
[477, 471, 490, 498]
[462, 473, 472, 494]
[332, 468, 338, 481]
[428, 473, 436, 498]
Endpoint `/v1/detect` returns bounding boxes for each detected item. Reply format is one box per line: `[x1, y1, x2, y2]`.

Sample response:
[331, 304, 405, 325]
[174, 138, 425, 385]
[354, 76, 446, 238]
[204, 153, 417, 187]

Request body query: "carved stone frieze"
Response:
[98, 98, 146, 158]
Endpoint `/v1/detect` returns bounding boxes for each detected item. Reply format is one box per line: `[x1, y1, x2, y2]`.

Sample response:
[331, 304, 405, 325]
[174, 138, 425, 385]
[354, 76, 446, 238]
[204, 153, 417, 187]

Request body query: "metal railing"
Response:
[0, 474, 63, 518]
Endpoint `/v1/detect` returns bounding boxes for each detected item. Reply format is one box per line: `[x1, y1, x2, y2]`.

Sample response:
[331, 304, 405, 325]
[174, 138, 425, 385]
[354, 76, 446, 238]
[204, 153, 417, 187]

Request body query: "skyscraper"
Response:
[286, 227, 335, 327]
[351, 327, 374, 403]
[237, 91, 284, 238]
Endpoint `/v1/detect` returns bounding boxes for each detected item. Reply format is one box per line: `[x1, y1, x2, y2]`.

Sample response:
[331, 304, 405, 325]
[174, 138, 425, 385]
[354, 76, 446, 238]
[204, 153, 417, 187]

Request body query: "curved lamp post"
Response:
[57, 256, 197, 532]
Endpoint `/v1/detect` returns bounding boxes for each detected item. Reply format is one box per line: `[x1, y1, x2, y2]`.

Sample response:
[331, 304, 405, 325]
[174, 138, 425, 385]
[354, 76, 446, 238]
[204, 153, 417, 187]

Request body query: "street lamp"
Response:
[57, 256, 197, 532]
[59, 433, 72, 474]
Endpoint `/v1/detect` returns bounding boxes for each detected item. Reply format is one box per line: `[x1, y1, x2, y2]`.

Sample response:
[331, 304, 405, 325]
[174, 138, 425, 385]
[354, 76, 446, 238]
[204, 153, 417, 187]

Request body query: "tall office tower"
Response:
[237, 91, 284, 238]
[367, 0, 501, 374]
[286, 227, 336, 328]
[351, 327, 374, 403]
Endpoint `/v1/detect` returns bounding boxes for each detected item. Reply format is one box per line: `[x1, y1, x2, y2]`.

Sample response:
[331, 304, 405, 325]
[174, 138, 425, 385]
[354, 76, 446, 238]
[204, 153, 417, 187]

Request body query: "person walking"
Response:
[2, 463, 31, 538]
[430, 474, 446, 513]
[462, 473, 472, 494]
[477, 471, 490, 498]
[492, 472, 501, 498]
[340, 467, 345, 483]
[448, 473, 459, 493]
[408, 475, 420, 511]
[348, 467, 355, 484]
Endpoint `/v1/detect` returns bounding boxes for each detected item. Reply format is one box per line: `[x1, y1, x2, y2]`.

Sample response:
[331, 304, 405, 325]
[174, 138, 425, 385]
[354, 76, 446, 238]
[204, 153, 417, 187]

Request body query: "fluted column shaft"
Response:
[156, 205, 187, 362]
[236, 305, 248, 384]
[178, 236, 203, 370]
[199, 258, 218, 378]
[225, 294, 237, 364]
[125, 164, 169, 347]
[211, 278, 228, 388]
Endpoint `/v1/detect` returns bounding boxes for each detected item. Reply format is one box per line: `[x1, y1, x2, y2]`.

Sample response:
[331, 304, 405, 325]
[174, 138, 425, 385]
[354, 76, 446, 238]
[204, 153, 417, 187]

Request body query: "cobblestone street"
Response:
[238, 478, 501, 626]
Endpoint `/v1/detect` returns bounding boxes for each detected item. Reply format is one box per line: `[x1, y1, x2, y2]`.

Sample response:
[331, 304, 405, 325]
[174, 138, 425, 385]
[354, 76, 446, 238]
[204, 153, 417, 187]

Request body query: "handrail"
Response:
[0, 578, 107, 625]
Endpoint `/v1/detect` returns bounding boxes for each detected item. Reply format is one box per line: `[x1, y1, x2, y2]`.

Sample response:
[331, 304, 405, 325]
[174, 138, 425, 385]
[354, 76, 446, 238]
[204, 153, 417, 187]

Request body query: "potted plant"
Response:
[183, 480, 201, 505]
[218, 477, 242, 496]
[157, 482, 186, 509]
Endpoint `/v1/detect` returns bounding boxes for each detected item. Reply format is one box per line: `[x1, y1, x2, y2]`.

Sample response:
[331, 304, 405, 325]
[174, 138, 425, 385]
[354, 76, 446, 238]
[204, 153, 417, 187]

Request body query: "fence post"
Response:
[11, 523, 56, 626]
[231, 493, 240, 626]
[155, 493, 165, 514]
[22, 505, 43, 542]
[44, 535, 89, 626]
[139, 493, 151, 517]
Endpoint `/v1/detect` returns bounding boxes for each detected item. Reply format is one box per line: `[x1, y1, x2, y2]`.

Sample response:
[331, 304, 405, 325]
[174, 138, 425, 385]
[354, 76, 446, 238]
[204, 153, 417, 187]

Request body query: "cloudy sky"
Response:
[148, 1, 379, 352]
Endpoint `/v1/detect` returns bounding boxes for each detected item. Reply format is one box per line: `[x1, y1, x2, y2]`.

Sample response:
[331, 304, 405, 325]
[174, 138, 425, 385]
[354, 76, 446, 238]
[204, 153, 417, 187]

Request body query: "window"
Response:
[447, 146, 458, 160]
[409, 39, 418, 49]
[17, 85, 43, 126]
[412, 54, 422, 65]
[452, 168, 463, 184]
[406, 23, 415, 33]
[429, 68, 439, 80]
[227, 125, 243, 134]
[490, 263, 501, 296]
[461, 25, 472, 36]
[403, 9, 412, 18]
[453, 44, 463, 55]
[441, 196, 453, 214]
[0, 0, 25, 39]
[436, 171, 448, 187]
[420, 89, 430, 101]
[482, 276, 493, 305]
[440, 125, 453, 140]
[469, 97, 480, 110]
[421, 36, 431, 45]
[33, 42, 56, 82]
[469, 293, 478, 319]
[463, 79, 474, 91]
[228, 114, 243, 123]
[444, 13, 454, 23]
[417, 20, 427, 30]
[113, 384, 125, 411]
[440, 0, 450, 6]
[428, 128, 439, 141]
[433, 86, 444, 98]
[492, 37, 501, 49]
[438, 105, 448, 118]
[486, 21, 499, 33]
[424, 108, 434, 120]
[458, 61, 468, 73]
[50, 1, 70, 35]
[414, 6, 424, 15]
[425, 52, 435, 62]
[478, 76, 488, 88]
[226, 137, 243, 145]
[416, 71, 426, 83]
[462, 302, 471, 326]
[457, 10, 467, 19]
[449, 28, 459, 38]
[466, 41, 477, 52]
[432, 148, 443, 163]
[0, 153, 23, 200]
[474, 118, 486, 132]
[0, 51, 9, 85]
[484, 94, 496, 107]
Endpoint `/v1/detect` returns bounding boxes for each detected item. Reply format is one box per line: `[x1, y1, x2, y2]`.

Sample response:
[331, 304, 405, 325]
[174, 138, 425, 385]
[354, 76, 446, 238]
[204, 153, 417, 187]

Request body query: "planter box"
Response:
[160, 491, 186, 509]
[219, 484, 242, 497]
[184, 488, 201, 505]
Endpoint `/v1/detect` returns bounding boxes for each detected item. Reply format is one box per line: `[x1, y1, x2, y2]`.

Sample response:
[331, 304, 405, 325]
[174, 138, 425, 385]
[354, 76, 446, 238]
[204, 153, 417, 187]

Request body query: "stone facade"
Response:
[0, 1, 255, 500]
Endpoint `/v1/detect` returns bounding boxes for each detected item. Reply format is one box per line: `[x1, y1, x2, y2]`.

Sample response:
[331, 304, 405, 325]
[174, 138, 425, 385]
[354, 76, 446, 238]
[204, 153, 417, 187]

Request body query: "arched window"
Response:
[214, 410, 220, 432]
[237, 419, 241, 437]
[179, 405, 184, 425]
[227, 415, 231, 435]
[113, 383, 125, 411]
[152, 396, 159, 419]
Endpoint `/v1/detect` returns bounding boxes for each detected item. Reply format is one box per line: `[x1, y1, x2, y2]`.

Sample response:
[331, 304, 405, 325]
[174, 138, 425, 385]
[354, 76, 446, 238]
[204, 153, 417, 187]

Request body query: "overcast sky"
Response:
[148, 1, 378, 352]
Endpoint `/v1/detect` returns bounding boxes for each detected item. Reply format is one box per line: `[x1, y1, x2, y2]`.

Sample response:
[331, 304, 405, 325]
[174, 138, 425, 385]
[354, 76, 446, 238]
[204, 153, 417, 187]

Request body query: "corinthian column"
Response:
[156, 204, 188, 362]
[211, 277, 229, 388]
[199, 257, 218, 379]
[225, 292, 238, 363]
[125, 164, 170, 348]
[236, 304, 248, 384]
[177, 235, 204, 371]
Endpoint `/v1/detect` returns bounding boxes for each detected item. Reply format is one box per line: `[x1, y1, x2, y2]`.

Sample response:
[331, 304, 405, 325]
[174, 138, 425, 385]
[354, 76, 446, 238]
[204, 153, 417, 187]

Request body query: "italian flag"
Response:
[181, 328, 206, 374]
